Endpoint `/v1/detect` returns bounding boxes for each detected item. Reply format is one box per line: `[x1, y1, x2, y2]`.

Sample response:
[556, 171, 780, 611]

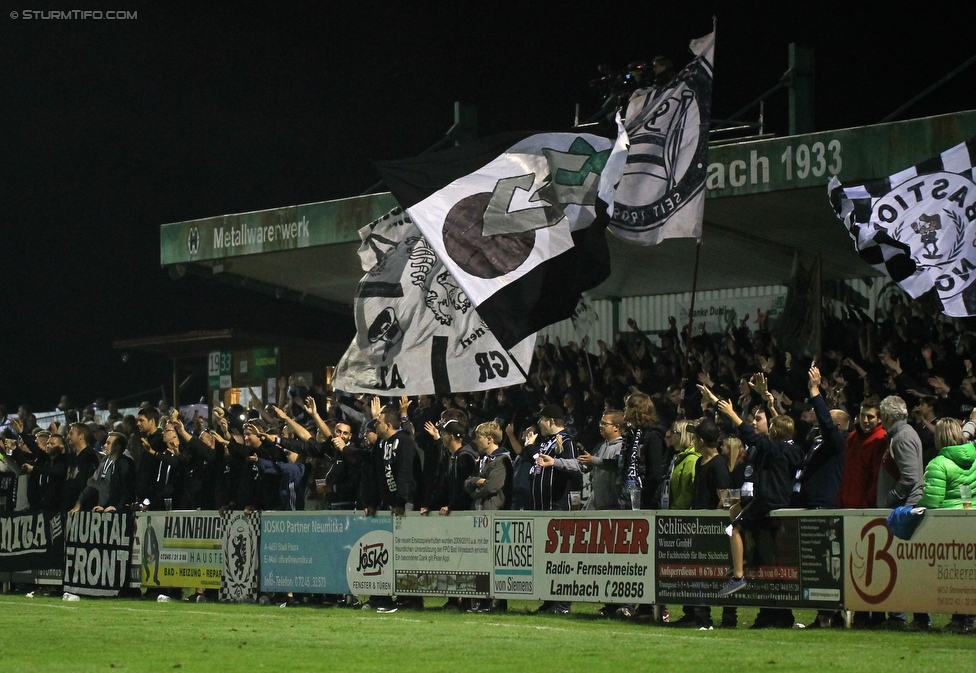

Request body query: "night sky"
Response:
[3, 3, 975, 410]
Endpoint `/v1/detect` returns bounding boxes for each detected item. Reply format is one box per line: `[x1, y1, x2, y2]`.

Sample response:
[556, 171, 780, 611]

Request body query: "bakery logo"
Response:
[187, 226, 200, 256]
[879, 173, 976, 297]
[848, 518, 897, 605]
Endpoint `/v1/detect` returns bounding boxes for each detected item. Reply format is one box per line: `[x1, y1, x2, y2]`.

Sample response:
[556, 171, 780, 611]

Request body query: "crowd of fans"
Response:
[2, 298, 975, 630]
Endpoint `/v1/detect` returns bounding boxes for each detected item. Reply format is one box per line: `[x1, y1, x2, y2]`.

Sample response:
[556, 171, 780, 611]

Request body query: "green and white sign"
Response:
[161, 193, 398, 266]
[208, 351, 232, 390]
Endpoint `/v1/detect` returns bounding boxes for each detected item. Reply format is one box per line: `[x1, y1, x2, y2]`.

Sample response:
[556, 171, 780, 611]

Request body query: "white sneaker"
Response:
[157, 595, 171, 602]
[63, 592, 80, 602]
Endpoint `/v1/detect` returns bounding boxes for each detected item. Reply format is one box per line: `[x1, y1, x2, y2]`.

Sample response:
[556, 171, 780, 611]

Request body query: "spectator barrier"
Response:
[844, 509, 976, 615]
[63, 511, 134, 597]
[2, 509, 973, 615]
[0, 510, 64, 573]
[134, 511, 223, 592]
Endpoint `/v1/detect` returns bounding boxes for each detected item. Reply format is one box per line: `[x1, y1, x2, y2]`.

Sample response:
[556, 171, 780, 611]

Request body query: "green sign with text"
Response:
[208, 351, 232, 390]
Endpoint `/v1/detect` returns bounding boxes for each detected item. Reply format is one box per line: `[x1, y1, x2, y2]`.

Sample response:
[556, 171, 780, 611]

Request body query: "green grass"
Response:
[1, 595, 974, 672]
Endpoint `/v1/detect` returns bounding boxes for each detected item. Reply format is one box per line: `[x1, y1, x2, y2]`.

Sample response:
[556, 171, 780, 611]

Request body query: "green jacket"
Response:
[669, 446, 700, 510]
[918, 442, 976, 509]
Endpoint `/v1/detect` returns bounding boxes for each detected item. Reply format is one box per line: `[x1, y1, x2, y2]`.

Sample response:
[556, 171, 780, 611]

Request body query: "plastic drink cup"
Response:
[624, 483, 641, 510]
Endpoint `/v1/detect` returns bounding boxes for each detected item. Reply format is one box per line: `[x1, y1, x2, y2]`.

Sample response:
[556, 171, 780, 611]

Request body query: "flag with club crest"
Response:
[376, 131, 613, 350]
[332, 208, 536, 396]
[599, 29, 714, 245]
[828, 136, 976, 316]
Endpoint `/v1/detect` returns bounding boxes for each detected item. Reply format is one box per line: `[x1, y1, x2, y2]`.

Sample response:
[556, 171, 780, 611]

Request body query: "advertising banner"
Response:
[133, 512, 223, 590]
[844, 510, 976, 614]
[0, 510, 64, 573]
[655, 512, 844, 608]
[259, 511, 394, 596]
[222, 510, 261, 602]
[62, 511, 134, 597]
[393, 513, 492, 597]
[492, 513, 654, 604]
[676, 293, 785, 335]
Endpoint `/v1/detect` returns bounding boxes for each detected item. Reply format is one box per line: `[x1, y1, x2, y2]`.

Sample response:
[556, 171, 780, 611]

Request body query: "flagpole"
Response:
[681, 15, 714, 379]
[506, 349, 529, 381]
[683, 238, 703, 375]
[583, 338, 595, 386]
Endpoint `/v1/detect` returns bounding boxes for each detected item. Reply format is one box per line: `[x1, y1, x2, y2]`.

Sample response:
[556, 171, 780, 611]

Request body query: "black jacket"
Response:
[530, 431, 578, 511]
[736, 423, 803, 511]
[23, 449, 68, 511]
[180, 435, 220, 510]
[283, 436, 363, 508]
[793, 394, 847, 508]
[78, 454, 137, 510]
[428, 443, 479, 512]
[620, 426, 668, 509]
[64, 445, 100, 512]
[362, 430, 418, 510]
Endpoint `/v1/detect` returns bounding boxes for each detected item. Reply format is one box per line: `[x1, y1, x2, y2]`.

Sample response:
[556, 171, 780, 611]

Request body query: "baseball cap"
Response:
[439, 419, 466, 437]
[534, 405, 566, 421]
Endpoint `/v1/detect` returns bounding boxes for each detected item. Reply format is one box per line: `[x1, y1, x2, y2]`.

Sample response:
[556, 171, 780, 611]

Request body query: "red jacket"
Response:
[836, 425, 888, 508]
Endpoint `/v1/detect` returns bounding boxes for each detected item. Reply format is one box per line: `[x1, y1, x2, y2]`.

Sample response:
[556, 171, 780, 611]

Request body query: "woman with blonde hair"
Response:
[919, 417, 976, 633]
[667, 420, 703, 628]
[716, 433, 745, 628]
[919, 417, 975, 509]
[667, 420, 699, 510]
[721, 435, 745, 480]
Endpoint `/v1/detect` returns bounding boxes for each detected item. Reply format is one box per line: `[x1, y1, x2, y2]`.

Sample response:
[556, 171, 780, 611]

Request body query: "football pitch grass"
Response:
[1, 596, 974, 673]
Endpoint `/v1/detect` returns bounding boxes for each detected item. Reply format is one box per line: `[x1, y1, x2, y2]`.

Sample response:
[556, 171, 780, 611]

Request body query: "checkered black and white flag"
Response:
[828, 137, 976, 316]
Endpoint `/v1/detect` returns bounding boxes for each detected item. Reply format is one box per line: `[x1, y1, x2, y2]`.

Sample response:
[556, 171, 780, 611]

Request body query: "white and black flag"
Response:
[0, 510, 63, 572]
[376, 132, 613, 350]
[599, 29, 714, 245]
[63, 511, 134, 597]
[332, 208, 535, 395]
[829, 136, 976, 316]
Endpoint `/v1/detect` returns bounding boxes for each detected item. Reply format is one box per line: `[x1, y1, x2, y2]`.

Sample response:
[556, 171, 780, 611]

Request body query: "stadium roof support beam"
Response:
[788, 44, 815, 135]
